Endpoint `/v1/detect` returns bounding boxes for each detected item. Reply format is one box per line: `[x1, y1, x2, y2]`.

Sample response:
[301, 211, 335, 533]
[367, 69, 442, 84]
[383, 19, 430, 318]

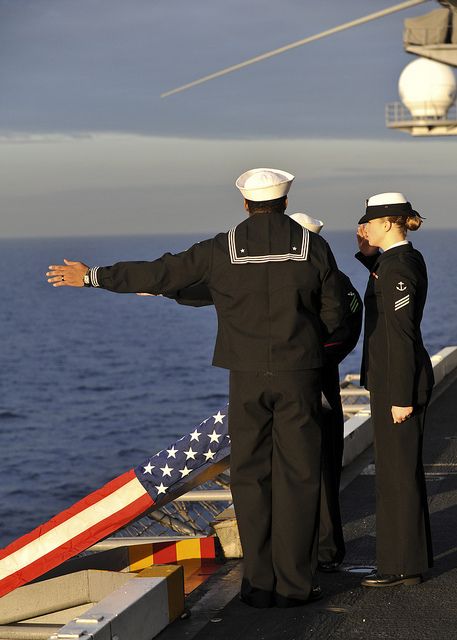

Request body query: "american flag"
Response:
[0, 408, 230, 597]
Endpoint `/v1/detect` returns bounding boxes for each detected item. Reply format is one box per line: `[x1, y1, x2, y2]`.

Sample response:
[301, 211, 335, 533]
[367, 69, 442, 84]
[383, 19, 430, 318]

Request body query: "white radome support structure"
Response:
[386, 58, 457, 135]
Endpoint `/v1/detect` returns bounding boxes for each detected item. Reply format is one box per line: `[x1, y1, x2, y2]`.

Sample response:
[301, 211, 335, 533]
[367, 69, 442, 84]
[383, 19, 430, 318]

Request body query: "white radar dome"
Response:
[399, 58, 456, 118]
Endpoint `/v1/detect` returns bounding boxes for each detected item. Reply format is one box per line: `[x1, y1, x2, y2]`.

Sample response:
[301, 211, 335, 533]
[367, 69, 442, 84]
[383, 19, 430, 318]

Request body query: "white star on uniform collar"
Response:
[167, 446, 178, 458]
[143, 462, 155, 474]
[155, 483, 167, 495]
[213, 411, 225, 424]
[160, 464, 173, 477]
[184, 447, 197, 460]
[190, 428, 202, 442]
[179, 466, 192, 478]
[208, 430, 222, 443]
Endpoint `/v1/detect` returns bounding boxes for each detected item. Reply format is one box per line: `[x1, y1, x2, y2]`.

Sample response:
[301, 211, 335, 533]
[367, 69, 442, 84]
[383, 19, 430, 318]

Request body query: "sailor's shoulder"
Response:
[380, 249, 423, 277]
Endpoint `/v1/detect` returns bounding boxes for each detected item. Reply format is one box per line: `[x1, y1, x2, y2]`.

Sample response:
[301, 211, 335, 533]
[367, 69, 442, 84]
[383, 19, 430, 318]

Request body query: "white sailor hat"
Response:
[358, 192, 421, 224]
[236, 167, 294, 202]
[289, 212, 324, 234]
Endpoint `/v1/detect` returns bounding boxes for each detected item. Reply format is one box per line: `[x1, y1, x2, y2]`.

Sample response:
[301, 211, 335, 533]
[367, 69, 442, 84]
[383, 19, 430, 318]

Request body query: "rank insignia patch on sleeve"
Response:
[395, 294, 410, 311]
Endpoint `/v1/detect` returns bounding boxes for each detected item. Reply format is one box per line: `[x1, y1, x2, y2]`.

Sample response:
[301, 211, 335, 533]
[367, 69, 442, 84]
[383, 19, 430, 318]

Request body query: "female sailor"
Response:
[356, 192, 434, 587]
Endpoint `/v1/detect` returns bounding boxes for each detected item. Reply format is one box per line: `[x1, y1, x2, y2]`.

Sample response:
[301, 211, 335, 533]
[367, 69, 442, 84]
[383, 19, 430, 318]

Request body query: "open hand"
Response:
[46, 259, 89, 287]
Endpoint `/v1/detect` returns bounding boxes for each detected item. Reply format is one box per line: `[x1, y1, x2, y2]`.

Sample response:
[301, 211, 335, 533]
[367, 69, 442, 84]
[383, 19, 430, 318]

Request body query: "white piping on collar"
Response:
[228, 226, 309, 264]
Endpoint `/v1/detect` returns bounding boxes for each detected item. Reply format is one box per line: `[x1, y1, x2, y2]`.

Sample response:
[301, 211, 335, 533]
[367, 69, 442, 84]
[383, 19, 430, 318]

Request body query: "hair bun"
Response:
[405, 215, 422, 231]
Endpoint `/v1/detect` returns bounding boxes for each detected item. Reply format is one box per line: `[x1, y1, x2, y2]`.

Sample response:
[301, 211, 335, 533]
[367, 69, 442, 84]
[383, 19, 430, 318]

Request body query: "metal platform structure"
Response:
[386, 102, 457, 134]
[391, 5, 457, 135]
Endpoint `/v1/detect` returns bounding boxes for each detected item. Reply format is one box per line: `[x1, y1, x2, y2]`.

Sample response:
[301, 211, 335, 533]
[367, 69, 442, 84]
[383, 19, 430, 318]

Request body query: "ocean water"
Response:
[0, 230, 455, 547]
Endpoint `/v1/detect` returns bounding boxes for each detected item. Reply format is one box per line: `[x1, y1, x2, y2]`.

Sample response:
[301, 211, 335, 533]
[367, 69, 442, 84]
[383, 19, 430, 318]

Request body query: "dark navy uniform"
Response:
[356, 243, 434, 575]
[174, 271, 363, 568]
[319, 272, 362, 566]
[90, 212, 345, 604]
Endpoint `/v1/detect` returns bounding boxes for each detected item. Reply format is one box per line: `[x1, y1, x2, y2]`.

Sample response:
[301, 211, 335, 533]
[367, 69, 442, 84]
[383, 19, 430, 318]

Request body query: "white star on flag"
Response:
[184, 447, 197, 460]
[213, 411, 225, 424]
[190, 428, 202, 442]
[179, 466, 192, 478]
[155, 483, 167, 495]
[160, 464, 173, 477]
[166, 446, 178, 458]
[143, 462, 155, 474]
[204, 449, 215, 461]
[208, 430, 222, 443]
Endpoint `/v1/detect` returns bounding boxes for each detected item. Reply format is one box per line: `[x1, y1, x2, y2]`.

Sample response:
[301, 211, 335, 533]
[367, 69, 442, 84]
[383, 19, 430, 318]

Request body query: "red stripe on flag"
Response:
[199, 536, 216, 560]
[0, 470, 156, 597]
[0, 493, 154, 597]
[0, 469, 138, 560]
[0, 490, 154, 597]
[153, 541, 178, 564]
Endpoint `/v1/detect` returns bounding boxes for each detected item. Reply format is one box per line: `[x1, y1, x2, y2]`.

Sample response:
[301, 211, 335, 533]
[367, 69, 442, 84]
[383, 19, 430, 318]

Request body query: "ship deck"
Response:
[158, 367, 457, 640]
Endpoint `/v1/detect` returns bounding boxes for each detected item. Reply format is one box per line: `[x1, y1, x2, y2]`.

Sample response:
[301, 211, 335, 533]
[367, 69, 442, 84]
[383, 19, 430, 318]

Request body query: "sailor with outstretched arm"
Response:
[46, 168, 345, 607]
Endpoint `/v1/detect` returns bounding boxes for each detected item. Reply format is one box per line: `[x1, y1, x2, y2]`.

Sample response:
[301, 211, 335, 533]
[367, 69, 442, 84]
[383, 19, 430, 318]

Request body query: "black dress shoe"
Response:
[361, 572, 422, 587]
[239, 580, 274, 608]
[275, 585, 323, 608]
[239, 593, 274, 608]
[318, 560, 342, 573]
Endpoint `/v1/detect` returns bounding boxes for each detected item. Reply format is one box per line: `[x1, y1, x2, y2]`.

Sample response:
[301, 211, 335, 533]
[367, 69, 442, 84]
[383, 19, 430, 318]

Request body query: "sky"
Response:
[1, 0, 456, 236]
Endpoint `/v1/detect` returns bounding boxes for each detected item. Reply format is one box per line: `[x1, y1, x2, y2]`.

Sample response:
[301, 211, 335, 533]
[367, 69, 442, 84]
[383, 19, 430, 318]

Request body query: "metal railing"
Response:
[386, 101, 457, 124]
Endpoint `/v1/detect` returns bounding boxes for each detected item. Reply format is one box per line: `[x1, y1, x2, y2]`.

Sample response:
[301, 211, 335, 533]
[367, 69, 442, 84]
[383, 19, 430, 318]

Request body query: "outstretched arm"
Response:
[46, 240, 213, 295]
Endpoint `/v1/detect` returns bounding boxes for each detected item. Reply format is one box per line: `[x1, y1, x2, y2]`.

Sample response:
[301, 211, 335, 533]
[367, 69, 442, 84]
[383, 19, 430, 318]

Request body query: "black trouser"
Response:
[319, 361, 346, 564]
[229, 369, 322, 604]
[370, 390, 433, 575]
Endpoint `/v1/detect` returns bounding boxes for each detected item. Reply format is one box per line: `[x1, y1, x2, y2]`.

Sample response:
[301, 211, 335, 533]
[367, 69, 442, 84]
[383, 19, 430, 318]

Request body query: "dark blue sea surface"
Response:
[0, 230, 455, 547]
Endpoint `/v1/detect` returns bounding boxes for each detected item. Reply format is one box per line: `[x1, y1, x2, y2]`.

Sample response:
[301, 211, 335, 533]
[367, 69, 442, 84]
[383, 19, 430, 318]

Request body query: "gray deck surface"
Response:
[159, 371, 457, 640]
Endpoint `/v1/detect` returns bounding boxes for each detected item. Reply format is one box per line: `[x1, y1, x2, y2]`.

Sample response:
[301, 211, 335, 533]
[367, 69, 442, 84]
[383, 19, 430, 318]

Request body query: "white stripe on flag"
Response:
[0, 477, 147, 581]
